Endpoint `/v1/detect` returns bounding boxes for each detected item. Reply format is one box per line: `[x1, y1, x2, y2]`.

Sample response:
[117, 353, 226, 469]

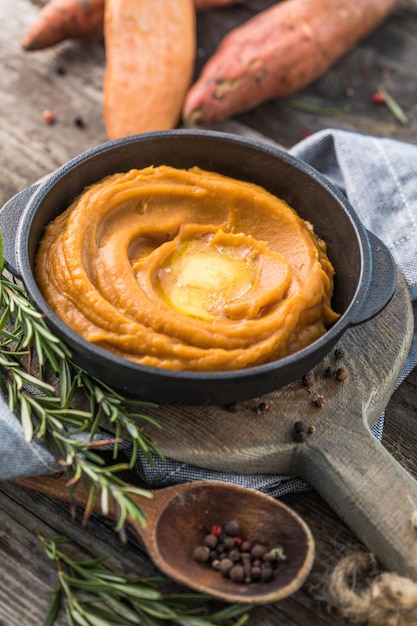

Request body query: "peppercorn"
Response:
[225, 520, 242, 536]
[324, 366, 335, 378]
[336, 366, 349, 381]
[371, 90, 386, 105]
[74, 116, 86, 129]
[43, 109, 55, 124]
[302, 371, 315, 388]
[260, 565, 274, 582]
[223, 536, 235, 550]
[251, 543, 267, 560]
[229, 564, 245, 583]
[193, 545, 210, 563]
[313, 394, 325, 408]
[203, 533, 218, 549]
[334, 347, 345, 360]
[211, 524, 222, 537]
[257, 401, 270, 413]
[294, 420, 307, 433]
[219, 558, 234, 576]
[229, 548, 241, 563]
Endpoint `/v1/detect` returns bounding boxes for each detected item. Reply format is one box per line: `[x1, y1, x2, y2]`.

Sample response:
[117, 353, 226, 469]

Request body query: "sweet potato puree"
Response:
[36, 165, 339, 371]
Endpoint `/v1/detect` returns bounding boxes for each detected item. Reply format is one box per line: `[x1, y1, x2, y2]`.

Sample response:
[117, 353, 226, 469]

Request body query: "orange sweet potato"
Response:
[21, 0, 104, 50]
[103, 0, 196, 139]
[21, 0, 245, 51]
[183, 0, 398, 125]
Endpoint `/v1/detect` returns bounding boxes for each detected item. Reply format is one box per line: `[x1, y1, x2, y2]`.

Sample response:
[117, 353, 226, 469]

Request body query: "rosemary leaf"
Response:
[20, 394, 34, 442]
[42, 587, 63, 626]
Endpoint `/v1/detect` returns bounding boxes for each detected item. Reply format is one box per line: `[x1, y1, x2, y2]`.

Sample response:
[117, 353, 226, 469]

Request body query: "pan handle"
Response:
[296, 423, 417, 580]
[0, 184, 40, 279]
[350, 230, 397, 325]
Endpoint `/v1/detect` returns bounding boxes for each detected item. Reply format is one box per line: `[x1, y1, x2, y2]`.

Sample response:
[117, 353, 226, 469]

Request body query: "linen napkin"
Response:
[1, 128, 416, 496]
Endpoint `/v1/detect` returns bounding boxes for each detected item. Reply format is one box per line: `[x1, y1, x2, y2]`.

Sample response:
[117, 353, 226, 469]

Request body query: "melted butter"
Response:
[157, 236, 260, 321]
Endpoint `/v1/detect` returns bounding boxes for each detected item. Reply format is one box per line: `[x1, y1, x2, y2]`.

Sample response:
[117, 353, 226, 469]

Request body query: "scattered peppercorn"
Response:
[334, 347, 345, 360]
[335, 366, 349, 381]
[308, 425, 316, 434]
[74, 116, 86, 128]
[43, 109, 55, 124]
[294, 420, 307, 433]
[302, 371, 315, 388]
[257, 401, 270, 413]
[371, 90, 386, 105]
[193, 520, 285, 585]
[323, 365, 335, 378]
[313, 394, 325, 408]
[224, 402, 238, 412]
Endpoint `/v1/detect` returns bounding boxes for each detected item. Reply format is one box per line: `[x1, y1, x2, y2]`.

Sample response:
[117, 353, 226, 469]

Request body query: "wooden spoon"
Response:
[15, 473, 315, 604]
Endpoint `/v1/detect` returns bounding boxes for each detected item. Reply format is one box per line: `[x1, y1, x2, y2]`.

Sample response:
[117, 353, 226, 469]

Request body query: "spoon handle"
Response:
[296, 424, 417, 579]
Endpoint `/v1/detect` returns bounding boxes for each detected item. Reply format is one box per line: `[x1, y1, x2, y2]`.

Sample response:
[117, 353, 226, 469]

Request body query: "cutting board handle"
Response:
[296, 422, 417, 580]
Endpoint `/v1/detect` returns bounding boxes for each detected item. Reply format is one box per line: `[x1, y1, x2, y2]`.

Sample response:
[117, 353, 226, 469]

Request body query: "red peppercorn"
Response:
[313, 394, 325, 408]
[42, 109, 55, 124]
[211, 524, 222, 537]
[371, 91, 386, 105]
[233, 536, 243, 547]
[257, 401, 270, 413]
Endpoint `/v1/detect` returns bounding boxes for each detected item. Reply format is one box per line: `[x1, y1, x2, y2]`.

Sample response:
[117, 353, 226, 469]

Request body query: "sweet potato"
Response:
[21, 0, 245, 51]
[183, 0, 398, 125]
[21, 0, 104, 50]
[103, 0, 195, 139]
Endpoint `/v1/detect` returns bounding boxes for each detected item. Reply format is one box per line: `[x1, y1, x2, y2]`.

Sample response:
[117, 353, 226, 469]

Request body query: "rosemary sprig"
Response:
[0, 230, 162, 532]
[287, 99, 349, 116]
[38, 534, 252, 626]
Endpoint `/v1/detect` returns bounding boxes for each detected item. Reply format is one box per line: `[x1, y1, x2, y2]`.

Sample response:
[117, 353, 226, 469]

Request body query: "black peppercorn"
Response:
[229, 564, 245, 583]
[193, 545, 210, 563]
[225, 520, 242, 536]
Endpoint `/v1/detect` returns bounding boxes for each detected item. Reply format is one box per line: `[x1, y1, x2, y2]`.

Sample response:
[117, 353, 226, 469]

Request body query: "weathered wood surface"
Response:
[1, 0, 417, 624]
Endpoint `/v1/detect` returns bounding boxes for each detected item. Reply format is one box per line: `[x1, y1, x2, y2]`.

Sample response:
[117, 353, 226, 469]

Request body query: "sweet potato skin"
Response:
[21, 0, 245, 50]
[103, 0, 196, 139]
[183, 0, 398, 125]
[21, 0, 104, 50]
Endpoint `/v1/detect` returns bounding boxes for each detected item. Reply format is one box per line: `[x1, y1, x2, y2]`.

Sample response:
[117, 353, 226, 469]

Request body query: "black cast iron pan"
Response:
[0, 130, 396, 404]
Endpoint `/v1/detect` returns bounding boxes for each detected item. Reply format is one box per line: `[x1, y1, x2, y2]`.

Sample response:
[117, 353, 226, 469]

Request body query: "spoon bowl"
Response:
[16, 475, 315, 604]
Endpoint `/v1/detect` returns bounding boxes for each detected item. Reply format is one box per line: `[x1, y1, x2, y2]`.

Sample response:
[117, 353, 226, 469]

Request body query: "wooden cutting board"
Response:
[140, 270, 417, 580]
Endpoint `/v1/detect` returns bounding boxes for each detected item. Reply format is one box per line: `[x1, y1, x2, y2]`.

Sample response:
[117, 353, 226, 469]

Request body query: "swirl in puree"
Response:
[36, 165, 339, 371]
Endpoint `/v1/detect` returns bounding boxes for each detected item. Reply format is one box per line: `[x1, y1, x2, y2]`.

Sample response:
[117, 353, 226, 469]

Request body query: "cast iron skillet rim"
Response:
[16, 129, 369, 382]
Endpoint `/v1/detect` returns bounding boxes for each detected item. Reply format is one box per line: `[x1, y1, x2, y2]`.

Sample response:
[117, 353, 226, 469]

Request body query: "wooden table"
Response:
[1, 1, 417, 624]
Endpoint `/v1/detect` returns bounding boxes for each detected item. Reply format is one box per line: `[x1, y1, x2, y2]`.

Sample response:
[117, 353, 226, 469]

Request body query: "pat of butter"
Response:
[158, 238, 259, 321]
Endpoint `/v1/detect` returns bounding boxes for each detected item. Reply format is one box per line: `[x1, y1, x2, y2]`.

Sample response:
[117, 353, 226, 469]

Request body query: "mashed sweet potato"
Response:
[36, 165, 339, 371]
